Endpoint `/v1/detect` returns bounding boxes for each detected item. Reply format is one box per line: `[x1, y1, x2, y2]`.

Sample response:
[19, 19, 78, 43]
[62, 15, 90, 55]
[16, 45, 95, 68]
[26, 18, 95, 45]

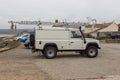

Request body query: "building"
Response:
[85, 22, 119, 38]
[118, 24, 120, 31]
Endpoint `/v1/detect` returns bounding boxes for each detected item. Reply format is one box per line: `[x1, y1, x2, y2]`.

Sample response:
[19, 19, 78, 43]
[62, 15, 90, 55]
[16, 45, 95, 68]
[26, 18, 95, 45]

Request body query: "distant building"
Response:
[85, 22, 119, 38]
[98, 22, 118, 33]
[118, 24, 120, 31]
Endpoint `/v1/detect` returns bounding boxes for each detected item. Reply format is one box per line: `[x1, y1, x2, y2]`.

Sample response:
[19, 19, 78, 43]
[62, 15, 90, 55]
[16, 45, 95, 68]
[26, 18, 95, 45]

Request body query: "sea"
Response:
[0, 29, 34, 38]
[0, 29, 33, 34]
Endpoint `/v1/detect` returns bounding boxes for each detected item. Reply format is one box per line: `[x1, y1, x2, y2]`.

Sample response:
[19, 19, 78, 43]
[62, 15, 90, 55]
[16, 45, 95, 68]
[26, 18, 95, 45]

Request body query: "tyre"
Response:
[44, 46, 57, 59]
[27, 44, 31, 49]
[18, 39, 21, 41]
[24, 43, 30, 49]
[86, 46, 98, 58]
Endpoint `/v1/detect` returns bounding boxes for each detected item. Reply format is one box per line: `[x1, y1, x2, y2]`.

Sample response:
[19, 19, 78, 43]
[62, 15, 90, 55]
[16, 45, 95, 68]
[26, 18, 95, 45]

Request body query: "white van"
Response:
[30, 26, 101, 59]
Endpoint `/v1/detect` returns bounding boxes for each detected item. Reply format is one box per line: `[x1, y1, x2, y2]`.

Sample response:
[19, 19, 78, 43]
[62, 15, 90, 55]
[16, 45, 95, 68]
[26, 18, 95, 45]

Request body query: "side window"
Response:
[71, 31, 81, 38]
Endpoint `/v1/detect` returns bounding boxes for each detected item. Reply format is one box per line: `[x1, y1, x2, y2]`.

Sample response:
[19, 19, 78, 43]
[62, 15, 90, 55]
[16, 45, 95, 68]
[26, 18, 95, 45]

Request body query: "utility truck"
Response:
[30, 26, 101, 59]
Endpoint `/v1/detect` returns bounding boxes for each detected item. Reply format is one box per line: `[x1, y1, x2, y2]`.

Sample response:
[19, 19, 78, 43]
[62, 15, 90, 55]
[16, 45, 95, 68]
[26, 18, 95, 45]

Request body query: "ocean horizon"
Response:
[0, 29, 33, 34]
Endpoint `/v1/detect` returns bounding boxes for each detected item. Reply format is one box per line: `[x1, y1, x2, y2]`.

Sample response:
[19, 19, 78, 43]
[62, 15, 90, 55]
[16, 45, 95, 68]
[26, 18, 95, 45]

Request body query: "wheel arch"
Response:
[86, 42, 100, 49]
[43, 43, 58, 50]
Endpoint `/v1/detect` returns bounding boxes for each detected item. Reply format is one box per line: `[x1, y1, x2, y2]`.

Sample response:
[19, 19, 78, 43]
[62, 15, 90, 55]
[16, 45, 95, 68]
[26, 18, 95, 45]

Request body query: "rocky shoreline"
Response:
[0, 34, 20, 52]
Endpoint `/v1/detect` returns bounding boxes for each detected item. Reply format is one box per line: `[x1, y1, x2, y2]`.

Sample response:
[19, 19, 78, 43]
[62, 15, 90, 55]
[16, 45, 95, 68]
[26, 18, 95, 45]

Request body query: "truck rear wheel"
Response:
[86, 46, 98, 58]
[44, 46, 57, 59]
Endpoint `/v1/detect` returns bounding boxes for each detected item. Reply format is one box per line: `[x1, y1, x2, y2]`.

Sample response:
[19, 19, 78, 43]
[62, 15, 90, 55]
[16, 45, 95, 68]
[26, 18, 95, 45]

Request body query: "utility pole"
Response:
[86, 17, 92, 26]
[92, 19, 97, 31]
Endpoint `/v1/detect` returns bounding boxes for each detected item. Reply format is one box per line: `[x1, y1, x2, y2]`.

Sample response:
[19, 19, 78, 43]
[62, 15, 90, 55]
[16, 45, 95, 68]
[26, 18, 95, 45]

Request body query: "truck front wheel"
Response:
[44, 46, 57, 59]
[86, 46, 98, 58]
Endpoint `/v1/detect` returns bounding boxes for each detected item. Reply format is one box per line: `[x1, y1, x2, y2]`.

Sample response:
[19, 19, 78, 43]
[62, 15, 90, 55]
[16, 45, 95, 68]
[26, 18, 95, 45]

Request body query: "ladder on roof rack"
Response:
[8, 20, 86, 29]
[8, 21, 53, 25]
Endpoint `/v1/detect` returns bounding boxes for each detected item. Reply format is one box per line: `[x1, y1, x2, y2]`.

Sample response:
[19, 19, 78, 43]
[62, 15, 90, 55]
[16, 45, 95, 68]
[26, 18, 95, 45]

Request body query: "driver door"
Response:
[69, 31, 84, 50]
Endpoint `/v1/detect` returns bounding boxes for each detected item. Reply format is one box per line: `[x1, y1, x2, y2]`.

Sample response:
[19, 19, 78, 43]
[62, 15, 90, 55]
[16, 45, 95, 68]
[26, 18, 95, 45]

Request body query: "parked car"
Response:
[13, 34, 29, 41]
[21, 35, 30, 43]
[111, 34, 120, 39]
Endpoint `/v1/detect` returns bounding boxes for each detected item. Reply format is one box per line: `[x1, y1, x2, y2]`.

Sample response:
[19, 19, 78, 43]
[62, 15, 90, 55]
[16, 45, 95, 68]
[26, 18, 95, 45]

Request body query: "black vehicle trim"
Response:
[86, 42, 101, 49]
[43, 43, 58, 50]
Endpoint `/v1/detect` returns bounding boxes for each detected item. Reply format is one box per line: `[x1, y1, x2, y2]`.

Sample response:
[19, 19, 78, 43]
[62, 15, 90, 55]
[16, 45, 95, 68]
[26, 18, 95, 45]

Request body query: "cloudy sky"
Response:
[0, 0, 120, 29]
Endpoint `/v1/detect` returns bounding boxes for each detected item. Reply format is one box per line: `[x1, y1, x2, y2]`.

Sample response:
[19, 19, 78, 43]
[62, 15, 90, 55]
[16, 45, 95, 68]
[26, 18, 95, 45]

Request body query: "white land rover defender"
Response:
[30, 26, 101, 59]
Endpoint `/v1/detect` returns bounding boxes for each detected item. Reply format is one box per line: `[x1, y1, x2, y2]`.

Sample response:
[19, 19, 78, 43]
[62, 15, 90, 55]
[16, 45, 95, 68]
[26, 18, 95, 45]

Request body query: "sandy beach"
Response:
[0, 43, 120, 80]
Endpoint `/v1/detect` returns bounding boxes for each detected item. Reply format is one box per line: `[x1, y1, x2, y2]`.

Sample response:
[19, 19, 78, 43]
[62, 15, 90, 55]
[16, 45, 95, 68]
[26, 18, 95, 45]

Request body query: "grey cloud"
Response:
[0, 0, 120, 28]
